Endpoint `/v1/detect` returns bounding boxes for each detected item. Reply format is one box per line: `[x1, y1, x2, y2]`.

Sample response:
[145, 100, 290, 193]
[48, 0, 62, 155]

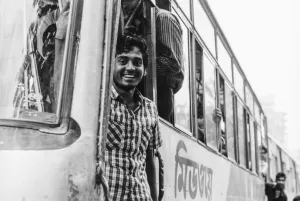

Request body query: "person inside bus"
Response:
[104, 34, 162, 201]
[120, 0, 184, 122]
[155, 4, 184, 122]
[265, 172, 287, 201]
[197, 101, 224, 146]
[261, 145, 269, 180]
[195, 63, 225, 147]
[218, 78, 227, 156]
[197, 94, 205, 142]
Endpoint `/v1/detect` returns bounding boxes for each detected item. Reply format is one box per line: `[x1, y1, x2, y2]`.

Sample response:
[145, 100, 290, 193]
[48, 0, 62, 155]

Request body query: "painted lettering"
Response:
[175, 140, 213, 201]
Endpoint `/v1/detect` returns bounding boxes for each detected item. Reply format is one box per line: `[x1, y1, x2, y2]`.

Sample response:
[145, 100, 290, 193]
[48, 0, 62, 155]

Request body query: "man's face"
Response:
[122, 0, 139, 20]
[276, 176, 286, 186]
[113, 47, 146, 91]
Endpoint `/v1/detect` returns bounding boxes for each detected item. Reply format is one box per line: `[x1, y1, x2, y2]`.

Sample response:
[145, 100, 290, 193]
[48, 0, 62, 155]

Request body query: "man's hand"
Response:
[212, 108, 223, 123]
[146, 148, 158, 201]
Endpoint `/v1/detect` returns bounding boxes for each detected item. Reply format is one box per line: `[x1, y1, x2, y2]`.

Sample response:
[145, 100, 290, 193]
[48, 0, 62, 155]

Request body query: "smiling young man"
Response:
[104, 35, 162, 201]
[120, 0, 184, 122]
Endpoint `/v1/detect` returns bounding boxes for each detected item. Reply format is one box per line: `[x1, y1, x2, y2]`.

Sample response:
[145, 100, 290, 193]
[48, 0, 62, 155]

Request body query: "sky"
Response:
[206, 0, 300, 156]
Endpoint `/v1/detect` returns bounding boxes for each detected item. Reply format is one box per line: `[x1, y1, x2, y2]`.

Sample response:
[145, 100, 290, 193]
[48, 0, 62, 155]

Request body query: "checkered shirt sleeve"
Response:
[148, 102, 162, 150]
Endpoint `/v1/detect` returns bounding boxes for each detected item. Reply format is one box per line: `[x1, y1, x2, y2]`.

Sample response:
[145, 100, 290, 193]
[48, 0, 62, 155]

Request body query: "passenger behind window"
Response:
[195, 42, 205, 141]
[155, 7, 184, 122]
[218, 76, 227, 156]
[218, 110, 226, 155]
[195, 42, 225, 148]
[197, 95, 205, 142]
[260, 145, 269, 180]
[212, 108, 224, 151]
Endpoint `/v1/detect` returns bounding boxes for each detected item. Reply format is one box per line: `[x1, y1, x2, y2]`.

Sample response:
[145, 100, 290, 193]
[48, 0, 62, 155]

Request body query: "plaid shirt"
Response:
[104, 86, 162, 201]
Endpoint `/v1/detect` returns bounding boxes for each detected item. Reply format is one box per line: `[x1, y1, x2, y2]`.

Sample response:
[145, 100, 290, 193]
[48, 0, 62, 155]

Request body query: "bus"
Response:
[0, 0, 299, 200]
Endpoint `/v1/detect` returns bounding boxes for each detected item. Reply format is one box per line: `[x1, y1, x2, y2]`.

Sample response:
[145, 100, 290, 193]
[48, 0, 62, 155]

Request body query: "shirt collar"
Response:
[111, 85, 144, 104]
[111, 85, 119, 100]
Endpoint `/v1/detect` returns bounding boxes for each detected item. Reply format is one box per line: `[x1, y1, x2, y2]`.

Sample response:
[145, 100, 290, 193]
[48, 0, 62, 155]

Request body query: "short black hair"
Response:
[116, 35, 148, 68]
[293, 196, 300, 201]
[276, 172, 286, 181]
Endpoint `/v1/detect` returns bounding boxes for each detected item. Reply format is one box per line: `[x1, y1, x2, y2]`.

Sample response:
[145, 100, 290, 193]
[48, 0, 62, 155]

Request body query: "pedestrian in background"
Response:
[265, 172, 287, 201]
[293, 195, 300, 201]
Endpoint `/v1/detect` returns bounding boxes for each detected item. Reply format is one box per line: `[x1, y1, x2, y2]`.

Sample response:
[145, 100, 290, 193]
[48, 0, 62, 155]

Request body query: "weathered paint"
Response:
[159, 122, 265, 201]
[0, 137, 99, 201]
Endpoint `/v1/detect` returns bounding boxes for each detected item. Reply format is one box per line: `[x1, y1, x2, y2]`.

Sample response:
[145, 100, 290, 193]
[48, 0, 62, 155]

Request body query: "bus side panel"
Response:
[159, 122, 265, 201]
[0, 136, 98, 201]
[226, 162, 265, 201]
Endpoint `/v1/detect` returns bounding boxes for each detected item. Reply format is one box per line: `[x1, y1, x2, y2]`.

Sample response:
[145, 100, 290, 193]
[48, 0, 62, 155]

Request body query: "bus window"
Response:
[254, 102, 260, 124]
[270, 154, 278, 182]
[195, 40, 204, 142]
[281, 151, 288, 174]
[261, 114, 268, 147]
[276, 146, 282, 173]
[203, 53, 217, 149]
[237, 99, 246, 167]
[233, 64, 244, 101]
[174, 0, 191, 20]
[268, 138, 274, 180]
[250, 117, 257, 173]
[193, 0, 215, 57]
[256, 124, 268, 179]
[245, 112, 252, 170]
[217, 36, 232, 82]
[225, 82, 236, 160]
[0, 0, 73, 124]
[275, 156, 279, 178]
[255, 123, 261, 174]
[275, 156, 280, 180]
[245, 85, 254, 114]
[218, 75, 227, 156]
[291, 160, 297, 193]
[261, 137, 268, 180]
[174, 18, 191, 132]
[282, 162, 287, 175]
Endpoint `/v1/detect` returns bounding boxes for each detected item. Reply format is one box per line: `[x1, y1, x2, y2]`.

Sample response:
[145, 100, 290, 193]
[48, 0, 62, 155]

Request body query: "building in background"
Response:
[261, 94, 300, 183]
[261, 95, 288, 147]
